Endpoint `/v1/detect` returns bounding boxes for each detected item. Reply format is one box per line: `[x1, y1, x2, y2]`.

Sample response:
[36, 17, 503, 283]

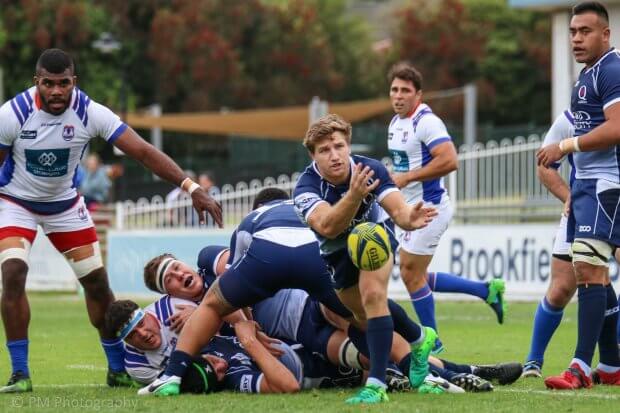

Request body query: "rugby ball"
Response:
[347, 222, 391, 271]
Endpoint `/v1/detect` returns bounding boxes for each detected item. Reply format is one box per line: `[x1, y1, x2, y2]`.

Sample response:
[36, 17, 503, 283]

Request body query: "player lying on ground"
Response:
[107, 298, 371, 393]
[0, 48, 222, 393]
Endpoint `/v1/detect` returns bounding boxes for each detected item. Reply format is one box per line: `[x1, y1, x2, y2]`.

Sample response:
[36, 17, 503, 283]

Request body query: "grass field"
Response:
[0, 293, 618, 412]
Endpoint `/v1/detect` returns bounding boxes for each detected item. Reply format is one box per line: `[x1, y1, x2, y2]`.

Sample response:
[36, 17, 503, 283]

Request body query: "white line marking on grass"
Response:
[66, 364, 107, 371]
[36, 384, 107, 388]
[496, 388, 620, 400]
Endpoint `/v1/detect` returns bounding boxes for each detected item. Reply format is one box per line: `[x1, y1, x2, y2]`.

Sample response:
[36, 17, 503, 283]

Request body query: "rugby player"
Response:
[293, 113, 440, 403]
[385, 62, 505, 353]
[537, 1, 620, 388]
[0, 48, 222, 392]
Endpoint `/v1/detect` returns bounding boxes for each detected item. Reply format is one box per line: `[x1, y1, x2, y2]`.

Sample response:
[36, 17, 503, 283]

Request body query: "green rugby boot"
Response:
[345, 384, 389, 404]
[0, 371, 32, 393]
[486, 278, 507, 324]
[409, 326, 437, 388]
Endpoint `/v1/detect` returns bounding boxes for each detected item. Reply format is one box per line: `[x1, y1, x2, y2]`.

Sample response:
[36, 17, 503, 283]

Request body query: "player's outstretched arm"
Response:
[113, 127, 223, 227]
[306, 163, 379, 239]
[234, 321, 300, 394]
[380, 191, 436, 231]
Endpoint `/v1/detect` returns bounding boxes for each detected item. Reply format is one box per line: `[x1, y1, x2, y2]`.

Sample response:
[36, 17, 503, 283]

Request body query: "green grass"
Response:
[0, 294, 618, 412]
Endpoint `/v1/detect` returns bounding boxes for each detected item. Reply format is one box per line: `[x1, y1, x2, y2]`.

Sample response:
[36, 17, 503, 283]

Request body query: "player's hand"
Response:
[536, 144, 563, 168]
[191, 188, 223, 227]
[408, 201, 437, 230]
[390, 172, 410, 189]
[349, 163, 380, 200]
[167, 305, 196, 334]
[256, 331, 284, 357]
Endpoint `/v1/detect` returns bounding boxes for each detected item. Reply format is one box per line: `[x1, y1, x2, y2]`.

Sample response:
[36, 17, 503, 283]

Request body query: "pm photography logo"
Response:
[9, 395, 139, 410]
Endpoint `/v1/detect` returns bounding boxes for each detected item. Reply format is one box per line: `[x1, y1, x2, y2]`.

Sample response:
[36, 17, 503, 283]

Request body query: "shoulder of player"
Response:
[593, 50, 620, 77]
[0, 87, 36, 127]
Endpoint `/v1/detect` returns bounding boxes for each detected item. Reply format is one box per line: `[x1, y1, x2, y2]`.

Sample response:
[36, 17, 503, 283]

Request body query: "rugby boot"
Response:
[486, 278, 507, 324]
[345, 384, 389, 404]
[592, 368, 620, 385]
[544, 363, 592, 390]
[0, 371, 32, 393]
[409, 327, 437, 388]
[521, 360, 543, 378]
[474, 362, 522, 385]
[137, 375, 181, 396]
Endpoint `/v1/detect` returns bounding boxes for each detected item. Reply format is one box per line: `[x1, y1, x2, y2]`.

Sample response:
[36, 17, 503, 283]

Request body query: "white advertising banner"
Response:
[388, 223, 620, 301]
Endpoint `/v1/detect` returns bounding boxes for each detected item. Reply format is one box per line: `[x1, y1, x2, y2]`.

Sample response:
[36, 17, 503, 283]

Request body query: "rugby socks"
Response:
[573, 284, 606, 374]
[427, 272, 489, 300]
[164, 350, 192, 378]
[597, 284, 620, 367]
[388, 299, 422, 342]
[398, 354, 410, 376]
[347, 325, 370, 358]
[430, 364, 457, 381]
[101, 337, 126, 373]
[526, 297, 564, 365]
[411, 284, 436, 331]
[366, 316, 393, 386]
[440, 358, 474, 374]
[7, 339, 29, 376]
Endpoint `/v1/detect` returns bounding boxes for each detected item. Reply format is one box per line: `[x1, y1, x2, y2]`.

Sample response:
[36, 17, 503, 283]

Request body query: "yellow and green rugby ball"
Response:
[347, 222, 391, 271]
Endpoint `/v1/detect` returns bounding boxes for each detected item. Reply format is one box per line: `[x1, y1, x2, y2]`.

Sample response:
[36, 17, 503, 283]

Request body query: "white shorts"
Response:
[552, 214, 571, 257]
[0, 197, 97, 252]
[396, 197, 453, 256]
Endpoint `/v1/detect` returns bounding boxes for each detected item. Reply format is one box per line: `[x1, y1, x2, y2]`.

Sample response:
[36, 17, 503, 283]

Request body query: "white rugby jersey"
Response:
[124, 296, 197, 384]
[0, 86, 126, 210]
[542, 110, 576, 185]
[387, 103, 452, 205]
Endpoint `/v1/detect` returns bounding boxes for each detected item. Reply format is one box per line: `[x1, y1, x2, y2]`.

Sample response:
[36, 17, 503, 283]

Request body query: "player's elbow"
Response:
[445, 157, 458, 173]
[313, 221, 341, 239]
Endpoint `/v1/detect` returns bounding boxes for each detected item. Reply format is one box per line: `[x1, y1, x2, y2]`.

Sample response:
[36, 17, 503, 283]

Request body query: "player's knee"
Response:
[64, 242, 104, 279]
[79, 268, 113, 299]
[0, 237, 31, 278]
[546, 287, 573, 308]
[360, 287, 386, 308]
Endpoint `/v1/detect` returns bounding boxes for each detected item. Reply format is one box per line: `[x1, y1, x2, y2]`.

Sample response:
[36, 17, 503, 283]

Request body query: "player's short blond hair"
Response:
[303, 114, 352, 153]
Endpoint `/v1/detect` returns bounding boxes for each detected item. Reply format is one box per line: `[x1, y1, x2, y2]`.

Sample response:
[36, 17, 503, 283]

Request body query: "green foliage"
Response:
[392, 0, 551, 125]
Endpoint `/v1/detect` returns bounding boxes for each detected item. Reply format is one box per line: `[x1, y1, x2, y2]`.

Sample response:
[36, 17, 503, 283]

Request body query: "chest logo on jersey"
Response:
[62, 125, 75, 141]
[25, 148, 70, 177]
[388, 132, 393, 140]
[19, 130, 37, 140]
[578, 85, 587, 103]
[401, 131, 409, 143]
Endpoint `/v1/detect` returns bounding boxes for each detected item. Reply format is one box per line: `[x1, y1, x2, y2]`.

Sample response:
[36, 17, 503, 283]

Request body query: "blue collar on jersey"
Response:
[118, 309, 145, 340]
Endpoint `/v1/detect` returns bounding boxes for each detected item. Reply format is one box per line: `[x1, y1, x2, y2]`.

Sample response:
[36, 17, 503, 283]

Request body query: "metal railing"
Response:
[115, 135, 568, 229]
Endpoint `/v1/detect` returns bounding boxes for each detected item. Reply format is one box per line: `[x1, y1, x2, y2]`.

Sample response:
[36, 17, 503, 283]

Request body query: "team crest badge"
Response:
[578, 85, 587, 101]
[62, 125, 75, 141]
[77, 206, 87, 221]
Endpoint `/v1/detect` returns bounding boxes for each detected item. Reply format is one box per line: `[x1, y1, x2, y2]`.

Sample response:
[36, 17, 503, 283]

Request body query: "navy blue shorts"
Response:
[295, 299, 337, 357]
[567, 179, 620, 247]
[218, 239, 352, 318]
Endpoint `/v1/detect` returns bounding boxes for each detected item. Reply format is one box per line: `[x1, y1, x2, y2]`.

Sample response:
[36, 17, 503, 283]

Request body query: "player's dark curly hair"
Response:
[388, 61, 423, 91]
[105, 300, 139, 339]
[252, 188, 290, 210]
[143, 253, 177, 293]
[36, 48, 75, 75]
[573, 2, 609, 23]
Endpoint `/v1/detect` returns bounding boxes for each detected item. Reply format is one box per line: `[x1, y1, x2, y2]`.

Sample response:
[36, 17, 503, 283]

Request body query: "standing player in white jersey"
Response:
[386, 62, 506, 352]
[537, 2, 620, 389]
[0, 48, 222, 392]
[523, 110, 577, 377]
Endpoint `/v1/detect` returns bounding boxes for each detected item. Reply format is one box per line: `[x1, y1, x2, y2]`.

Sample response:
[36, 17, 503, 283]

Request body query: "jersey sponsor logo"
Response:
[240, 374, 253, 392]
[388, 132, 393, 140]
[62, 125, 75, 141]
[578, 85, 587, 101]
[573, 111, 592, 131]
[77, 206, 88, 221]
[389, 149, 409, 172]
[19, 130, 37, 140]
[401, 131, 409, 143]
[295, 192, 320, 210]
[41, 121, 61, 127]
[578, 225, 592, 232]
[25, 148, 70, 177]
